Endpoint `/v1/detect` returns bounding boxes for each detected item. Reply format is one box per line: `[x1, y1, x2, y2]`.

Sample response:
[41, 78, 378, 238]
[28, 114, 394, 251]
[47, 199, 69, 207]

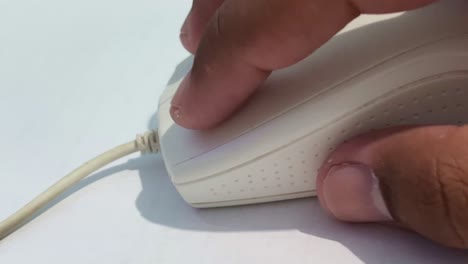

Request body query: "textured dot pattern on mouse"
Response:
[157, 0, 468, 208]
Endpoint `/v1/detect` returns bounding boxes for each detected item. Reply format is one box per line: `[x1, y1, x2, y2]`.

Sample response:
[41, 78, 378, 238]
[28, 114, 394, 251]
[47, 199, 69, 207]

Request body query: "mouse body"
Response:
[157, 0, 468, 208]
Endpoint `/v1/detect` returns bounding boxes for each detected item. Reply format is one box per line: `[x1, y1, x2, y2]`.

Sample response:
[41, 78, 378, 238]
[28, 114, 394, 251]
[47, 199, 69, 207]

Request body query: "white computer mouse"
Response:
[157, 0, 468, 208]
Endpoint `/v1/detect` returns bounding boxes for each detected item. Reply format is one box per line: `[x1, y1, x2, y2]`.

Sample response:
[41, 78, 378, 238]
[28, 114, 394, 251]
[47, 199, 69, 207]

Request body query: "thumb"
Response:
[317, 125, 468, 249]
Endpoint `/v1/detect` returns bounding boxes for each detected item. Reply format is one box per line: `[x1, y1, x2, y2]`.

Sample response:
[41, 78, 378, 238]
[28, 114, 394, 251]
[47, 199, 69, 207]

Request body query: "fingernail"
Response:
[170, 106, 181, 120]
[180, 31, 190, 50]
[322, 163, 393, 222]
[170, 75, 189, 121]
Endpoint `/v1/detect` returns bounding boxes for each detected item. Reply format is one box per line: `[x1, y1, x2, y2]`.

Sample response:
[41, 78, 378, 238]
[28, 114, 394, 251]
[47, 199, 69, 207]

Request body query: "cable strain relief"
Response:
[135, 130, 160, 154]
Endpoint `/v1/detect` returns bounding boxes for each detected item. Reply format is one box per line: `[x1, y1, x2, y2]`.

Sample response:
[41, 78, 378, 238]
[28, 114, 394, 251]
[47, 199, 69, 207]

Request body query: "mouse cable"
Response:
[0, 130, 160, 240]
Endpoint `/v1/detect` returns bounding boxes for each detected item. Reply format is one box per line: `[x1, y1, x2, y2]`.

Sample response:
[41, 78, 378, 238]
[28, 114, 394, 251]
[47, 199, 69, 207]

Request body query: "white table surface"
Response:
[1, 1, 468, 263]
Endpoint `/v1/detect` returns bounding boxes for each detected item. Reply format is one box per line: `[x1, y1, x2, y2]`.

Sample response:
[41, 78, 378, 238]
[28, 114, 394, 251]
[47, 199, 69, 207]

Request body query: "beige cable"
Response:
[0, 130, 159, 240]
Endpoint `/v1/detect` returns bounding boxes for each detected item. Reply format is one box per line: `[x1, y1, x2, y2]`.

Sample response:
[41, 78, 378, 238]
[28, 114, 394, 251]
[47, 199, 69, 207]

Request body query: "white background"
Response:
[1, 1, 468, 263]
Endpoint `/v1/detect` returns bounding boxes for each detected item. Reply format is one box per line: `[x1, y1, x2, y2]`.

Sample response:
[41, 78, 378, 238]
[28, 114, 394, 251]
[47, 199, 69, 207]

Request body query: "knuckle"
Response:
[377, 128, 468, 249]
[432, 154, 468, 248]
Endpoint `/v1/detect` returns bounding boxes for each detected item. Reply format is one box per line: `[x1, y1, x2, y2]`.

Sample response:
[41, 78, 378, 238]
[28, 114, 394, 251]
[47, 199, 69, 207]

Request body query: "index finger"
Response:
[170, 0, 436, 129]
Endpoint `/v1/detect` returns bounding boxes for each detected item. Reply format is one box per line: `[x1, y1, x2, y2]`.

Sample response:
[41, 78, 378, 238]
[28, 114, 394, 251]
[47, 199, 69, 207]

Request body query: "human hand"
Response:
[170, 0, 468, 249]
